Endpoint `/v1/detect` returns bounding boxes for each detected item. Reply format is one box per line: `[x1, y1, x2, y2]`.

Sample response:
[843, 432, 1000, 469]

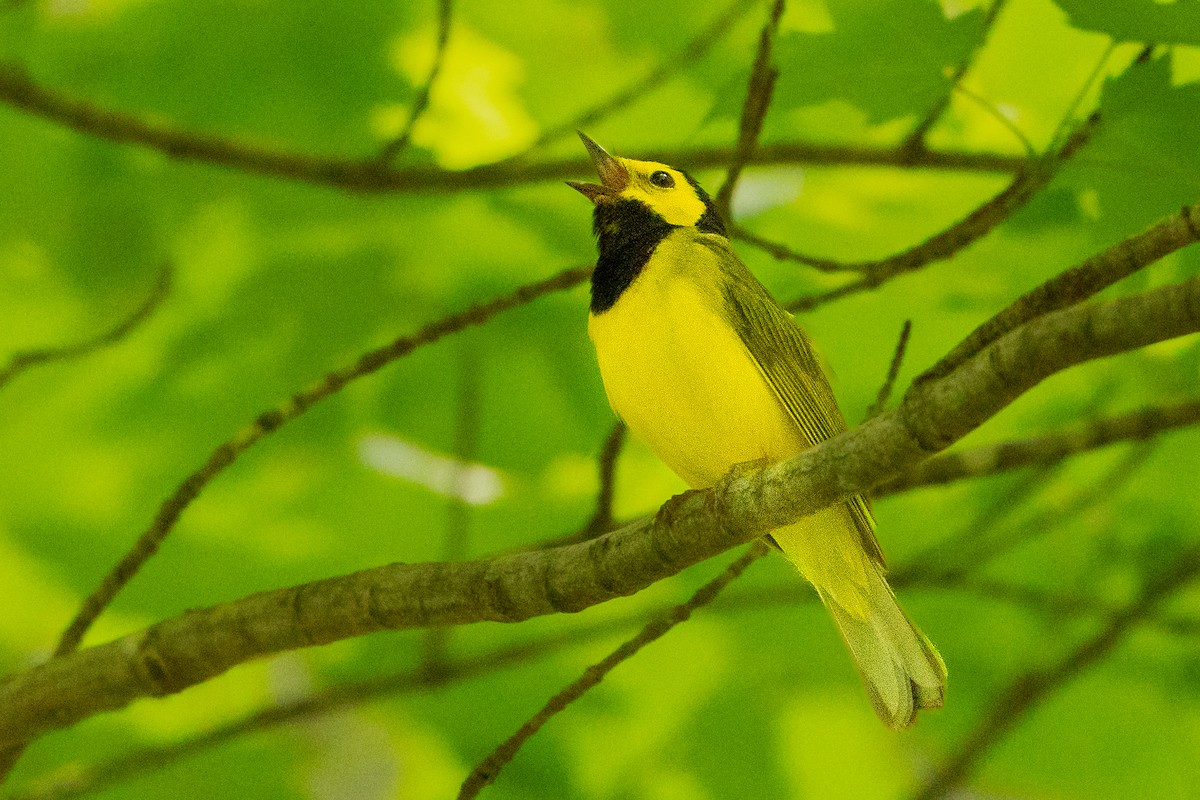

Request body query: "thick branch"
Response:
[1, 251, 1197, 750]
[922, 202, 1200, 380]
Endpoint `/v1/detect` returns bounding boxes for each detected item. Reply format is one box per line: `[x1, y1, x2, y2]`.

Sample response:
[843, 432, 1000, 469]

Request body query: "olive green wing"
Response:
[695, 234, 882, 564]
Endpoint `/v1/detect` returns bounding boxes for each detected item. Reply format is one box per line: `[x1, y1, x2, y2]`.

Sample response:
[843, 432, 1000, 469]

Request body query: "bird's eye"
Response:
[649, 170, 675, 189]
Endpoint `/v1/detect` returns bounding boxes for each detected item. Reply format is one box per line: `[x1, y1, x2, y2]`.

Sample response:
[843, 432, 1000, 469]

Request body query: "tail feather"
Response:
[771, 504, 946, 728]
[820, 567, 946, 728]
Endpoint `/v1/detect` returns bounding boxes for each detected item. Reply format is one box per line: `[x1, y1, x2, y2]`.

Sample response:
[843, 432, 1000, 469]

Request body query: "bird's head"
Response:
[567, 132, 726, 236]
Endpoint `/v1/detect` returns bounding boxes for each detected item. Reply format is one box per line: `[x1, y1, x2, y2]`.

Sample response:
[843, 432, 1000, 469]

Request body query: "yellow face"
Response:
[567, 134, 712, 229]
[609, 158, 708, 227]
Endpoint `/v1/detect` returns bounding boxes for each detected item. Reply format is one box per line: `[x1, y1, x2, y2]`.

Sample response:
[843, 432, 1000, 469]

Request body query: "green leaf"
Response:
[771, 0, 985, 123]
[1059, 52, 1200, 235]
[1052, 0, 1200, 46]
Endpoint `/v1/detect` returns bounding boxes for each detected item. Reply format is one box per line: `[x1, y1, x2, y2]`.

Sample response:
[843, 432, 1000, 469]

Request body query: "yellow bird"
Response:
[569, 133, 946, 728]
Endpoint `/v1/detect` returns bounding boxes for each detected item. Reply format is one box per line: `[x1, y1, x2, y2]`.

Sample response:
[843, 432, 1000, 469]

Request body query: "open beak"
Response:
[566, 131, 628, 204]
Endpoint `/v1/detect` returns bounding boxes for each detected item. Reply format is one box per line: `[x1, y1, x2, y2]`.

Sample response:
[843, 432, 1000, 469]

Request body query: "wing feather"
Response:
[695, 234, 883, 565]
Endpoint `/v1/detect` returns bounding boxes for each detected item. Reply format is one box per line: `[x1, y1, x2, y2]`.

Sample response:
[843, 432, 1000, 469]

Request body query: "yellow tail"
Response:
[771, 505, 946, 729]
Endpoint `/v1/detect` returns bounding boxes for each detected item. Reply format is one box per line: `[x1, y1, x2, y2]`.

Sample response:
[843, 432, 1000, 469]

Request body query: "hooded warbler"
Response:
[569, 133, 946, 728]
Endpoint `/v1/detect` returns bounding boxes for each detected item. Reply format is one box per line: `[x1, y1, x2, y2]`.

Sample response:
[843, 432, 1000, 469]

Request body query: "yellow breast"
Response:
[587, 230, 807, 489]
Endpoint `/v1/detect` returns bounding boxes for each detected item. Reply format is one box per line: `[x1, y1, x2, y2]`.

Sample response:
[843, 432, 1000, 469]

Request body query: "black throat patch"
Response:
[588, 173, 728, 314]
[590, 198, 674, 314]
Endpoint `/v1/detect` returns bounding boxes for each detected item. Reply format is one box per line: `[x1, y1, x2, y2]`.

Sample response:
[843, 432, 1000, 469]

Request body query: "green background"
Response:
[1, 0, 1199, 798]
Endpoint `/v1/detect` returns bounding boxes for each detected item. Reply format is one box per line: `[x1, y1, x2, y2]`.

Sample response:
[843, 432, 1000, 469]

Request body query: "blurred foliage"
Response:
[1, 0, 1199, 799]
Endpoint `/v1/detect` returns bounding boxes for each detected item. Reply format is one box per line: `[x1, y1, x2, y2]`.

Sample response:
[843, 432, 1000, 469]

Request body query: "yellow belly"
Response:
[587, 244, 806, 490]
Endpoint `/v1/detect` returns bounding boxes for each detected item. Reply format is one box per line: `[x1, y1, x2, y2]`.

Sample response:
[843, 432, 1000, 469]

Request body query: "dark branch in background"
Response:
[946, 575, 1200, 637]
[0, 266, 171, 391]
[785, 116, 1097, 313]
[713, 0, 784, 220]
[910, 543, 1200, 800]
[894, 445, 1153, 588]
[422, 345, 481, 675]
[53, 264, 592, 657]
[0, 62, 1026, 194]
[894, 466, 1052, 587]
[377, 0, 453, 164]
[879, 399, 1200, 494]
[921, 201, 1200, 381]
[517, 0, 764, 156]
[4, 222, 1199, 752]
[457, 542, 770, 800]
[581, 421, 627, 538]
[865, 320, 913, 419]
[901, 0, 1011, 155]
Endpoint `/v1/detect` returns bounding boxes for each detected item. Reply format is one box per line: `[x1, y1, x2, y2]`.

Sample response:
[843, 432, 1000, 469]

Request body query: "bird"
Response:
[568, 132, 946, 728]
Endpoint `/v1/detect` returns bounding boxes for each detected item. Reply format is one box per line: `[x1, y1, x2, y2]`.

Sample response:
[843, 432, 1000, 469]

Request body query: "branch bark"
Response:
[0, 224, 1197, 750]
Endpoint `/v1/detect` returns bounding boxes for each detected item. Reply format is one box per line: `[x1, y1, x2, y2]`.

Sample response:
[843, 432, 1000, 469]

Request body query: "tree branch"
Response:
[0, 62, 1025, 194]
[581, 421, 627, 538]
[786, 117, 1095, 312]
[879, 399, 1200, 494]
[901, 0, 1011, 155]
[921, 202, 1200, 381]
[865, 320, 913, 419]
[1, 224, 1197, 751]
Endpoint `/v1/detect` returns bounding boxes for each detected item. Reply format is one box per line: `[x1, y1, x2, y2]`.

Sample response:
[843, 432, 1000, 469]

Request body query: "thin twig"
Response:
[457, 541, 770, 799]
[581, 421, 627, 538]
[0, 266, 171, 390]
[910, 543, 1200, 800]
[53, 264, 592, 657]
[786, 116, 1098, 313]
[714, 0, 784, 221]
[951, 80, 1036, 156]
[865, 320, 912, 419]
[520, 0, 764, 156]
[1048, 40, 1116, 154]
[902, 0, 1011, 154]
[731, 225, 867, 272]
[0, 62, 1026, 194]
[920, 199, 1200, 382]
[377, 0, 453, 164]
